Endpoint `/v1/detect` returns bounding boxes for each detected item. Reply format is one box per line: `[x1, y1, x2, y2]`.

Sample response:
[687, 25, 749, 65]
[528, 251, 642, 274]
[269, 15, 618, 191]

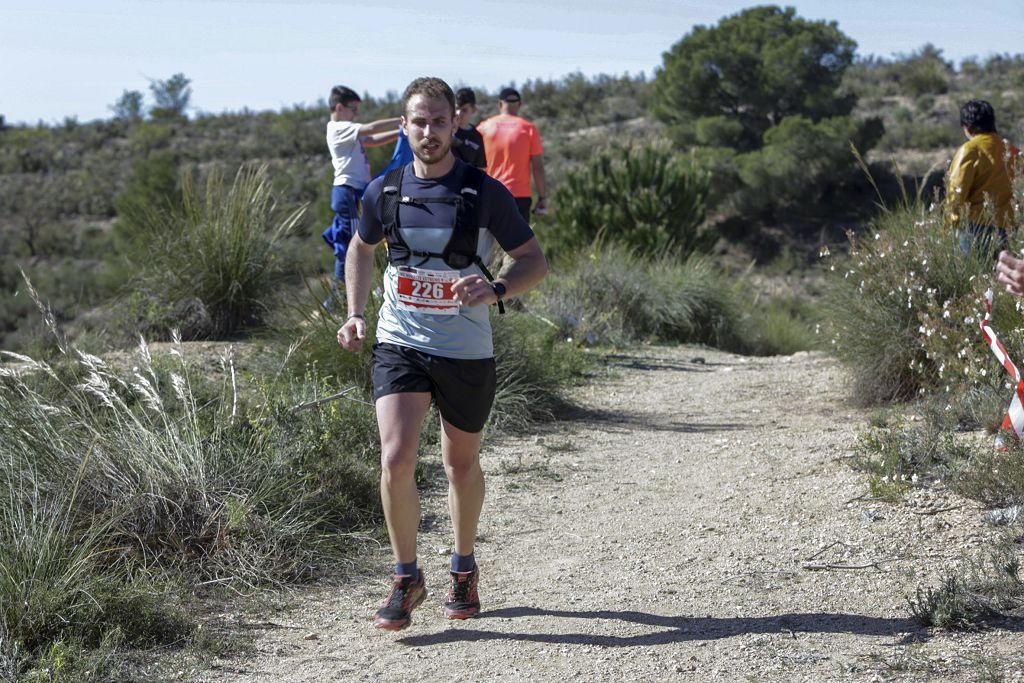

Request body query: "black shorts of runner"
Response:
[371, 343, 496, 433]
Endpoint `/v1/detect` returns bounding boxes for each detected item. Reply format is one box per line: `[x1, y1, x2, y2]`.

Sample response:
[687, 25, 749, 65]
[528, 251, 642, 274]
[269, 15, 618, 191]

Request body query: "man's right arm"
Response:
[337, 234, 378, 353]
[359, 117, 402, 137]
[531, 154, 547, 213]
[997, 250, 1024, 297]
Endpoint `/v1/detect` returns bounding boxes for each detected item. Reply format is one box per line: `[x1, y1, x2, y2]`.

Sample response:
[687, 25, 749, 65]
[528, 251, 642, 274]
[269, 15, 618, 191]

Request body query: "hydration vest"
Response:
[378, 163, 504, 313]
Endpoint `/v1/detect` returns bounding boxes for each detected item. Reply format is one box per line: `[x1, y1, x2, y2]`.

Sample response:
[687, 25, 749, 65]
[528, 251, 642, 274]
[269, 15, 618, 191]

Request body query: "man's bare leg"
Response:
[376, 392, 432, 565]
[440, 417, 485, 557]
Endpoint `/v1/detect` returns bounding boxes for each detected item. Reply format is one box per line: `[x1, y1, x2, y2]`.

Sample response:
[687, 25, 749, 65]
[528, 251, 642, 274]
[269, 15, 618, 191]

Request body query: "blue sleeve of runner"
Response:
[358, 179, 385, 244]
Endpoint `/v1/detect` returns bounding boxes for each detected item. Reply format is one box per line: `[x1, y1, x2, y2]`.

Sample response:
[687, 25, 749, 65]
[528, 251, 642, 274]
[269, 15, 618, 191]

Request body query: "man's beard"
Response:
[413, 136, 451, 164]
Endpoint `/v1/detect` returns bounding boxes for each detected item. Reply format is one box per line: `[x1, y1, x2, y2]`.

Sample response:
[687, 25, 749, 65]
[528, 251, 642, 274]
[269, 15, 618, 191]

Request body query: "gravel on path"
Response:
[197, 346, 1024, 682]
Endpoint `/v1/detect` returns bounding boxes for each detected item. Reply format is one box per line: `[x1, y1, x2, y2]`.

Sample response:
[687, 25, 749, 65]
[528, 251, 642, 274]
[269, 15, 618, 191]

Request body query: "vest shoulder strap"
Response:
[378, 165, 405, 238]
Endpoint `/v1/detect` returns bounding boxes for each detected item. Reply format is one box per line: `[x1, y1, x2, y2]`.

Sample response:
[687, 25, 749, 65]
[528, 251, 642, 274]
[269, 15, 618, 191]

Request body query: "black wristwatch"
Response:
[491, 282, 507, 315]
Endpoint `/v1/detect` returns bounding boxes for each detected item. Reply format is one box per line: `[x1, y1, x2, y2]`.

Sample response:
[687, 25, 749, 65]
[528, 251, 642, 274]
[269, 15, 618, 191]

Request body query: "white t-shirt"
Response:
[327, 120, 371, 189]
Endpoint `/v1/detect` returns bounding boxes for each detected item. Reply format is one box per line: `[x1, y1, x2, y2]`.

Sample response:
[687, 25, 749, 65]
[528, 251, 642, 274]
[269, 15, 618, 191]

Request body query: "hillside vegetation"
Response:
[1, 4, 1024, 678]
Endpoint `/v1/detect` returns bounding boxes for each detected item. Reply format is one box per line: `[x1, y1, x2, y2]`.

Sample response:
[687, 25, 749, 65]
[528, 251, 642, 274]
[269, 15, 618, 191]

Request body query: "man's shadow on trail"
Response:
[603, 354, 724, 373]
[554, 402, 744, 435]
[397, 607, 936, 647]
[549, 354, 746, 434]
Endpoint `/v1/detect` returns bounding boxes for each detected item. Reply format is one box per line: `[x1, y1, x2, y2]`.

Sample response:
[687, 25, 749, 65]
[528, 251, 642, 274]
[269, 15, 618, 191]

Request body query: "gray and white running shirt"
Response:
[358, 160, 534, 359]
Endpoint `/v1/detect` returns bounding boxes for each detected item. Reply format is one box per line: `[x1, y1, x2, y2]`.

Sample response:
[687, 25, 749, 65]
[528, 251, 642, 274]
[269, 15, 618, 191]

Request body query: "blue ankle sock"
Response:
[451, 552, 475, 573]
[395, 559, 417, 578]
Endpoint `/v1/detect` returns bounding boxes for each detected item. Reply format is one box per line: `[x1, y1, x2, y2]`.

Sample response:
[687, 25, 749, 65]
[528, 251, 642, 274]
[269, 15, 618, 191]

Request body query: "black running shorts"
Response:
[371, 343, 497, 433]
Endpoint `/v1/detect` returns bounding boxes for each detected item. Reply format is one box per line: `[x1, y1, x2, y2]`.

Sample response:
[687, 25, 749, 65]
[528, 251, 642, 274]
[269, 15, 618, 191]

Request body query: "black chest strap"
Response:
[379, 163, 503, 313]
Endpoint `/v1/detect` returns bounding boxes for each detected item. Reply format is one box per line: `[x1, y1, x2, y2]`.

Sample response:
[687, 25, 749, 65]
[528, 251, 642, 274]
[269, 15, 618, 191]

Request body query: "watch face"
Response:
[492, 282, 507, 298]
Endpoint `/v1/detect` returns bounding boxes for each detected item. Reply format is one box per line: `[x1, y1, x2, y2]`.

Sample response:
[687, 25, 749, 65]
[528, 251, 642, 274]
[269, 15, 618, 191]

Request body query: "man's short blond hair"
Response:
[402, 77, 456, 117]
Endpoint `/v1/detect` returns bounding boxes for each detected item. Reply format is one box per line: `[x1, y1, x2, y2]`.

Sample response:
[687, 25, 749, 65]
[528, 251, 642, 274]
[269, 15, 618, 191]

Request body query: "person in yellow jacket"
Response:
[947, 99, 1021, 257]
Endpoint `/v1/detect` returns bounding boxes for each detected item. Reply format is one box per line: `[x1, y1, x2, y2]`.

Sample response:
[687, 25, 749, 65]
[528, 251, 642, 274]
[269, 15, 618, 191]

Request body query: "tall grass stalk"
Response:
[0, 287, 381, 674]
[128, 163, 305, 339]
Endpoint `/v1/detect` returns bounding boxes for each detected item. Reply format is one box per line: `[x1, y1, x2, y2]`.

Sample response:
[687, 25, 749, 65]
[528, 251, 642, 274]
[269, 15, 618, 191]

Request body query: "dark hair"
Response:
[455, 88, 476, 107]
[498, 87, 521, 103]
[960, 100, 997, 134]
[329, 85, 360, 111]
[402, 77, 456, 116]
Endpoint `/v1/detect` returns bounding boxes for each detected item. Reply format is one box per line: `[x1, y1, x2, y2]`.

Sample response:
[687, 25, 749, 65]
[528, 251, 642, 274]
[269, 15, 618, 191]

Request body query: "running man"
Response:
[336, 76, 548, 631]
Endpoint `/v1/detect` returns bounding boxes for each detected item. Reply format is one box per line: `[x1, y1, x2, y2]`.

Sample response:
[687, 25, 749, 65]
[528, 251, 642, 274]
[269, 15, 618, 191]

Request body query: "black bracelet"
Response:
[347, 313, 364, 320]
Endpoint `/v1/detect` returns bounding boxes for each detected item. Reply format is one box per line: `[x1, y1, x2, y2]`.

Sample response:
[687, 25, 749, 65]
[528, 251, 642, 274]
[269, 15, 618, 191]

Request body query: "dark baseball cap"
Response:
[498, 87, 521, 103]
[455, 88, 477, 107]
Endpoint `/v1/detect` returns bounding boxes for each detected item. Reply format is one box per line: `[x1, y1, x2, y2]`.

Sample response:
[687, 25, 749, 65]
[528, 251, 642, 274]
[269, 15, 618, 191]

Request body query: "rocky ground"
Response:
[195, 346, 1024, 682]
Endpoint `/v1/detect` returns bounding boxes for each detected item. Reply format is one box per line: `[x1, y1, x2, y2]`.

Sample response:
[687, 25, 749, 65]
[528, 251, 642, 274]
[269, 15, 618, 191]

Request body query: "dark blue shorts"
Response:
[371, 343, 496, 433]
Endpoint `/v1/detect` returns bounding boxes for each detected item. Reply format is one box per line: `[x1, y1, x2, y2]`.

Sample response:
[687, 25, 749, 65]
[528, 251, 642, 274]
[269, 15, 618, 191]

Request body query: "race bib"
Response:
[395, 266, 460, 315]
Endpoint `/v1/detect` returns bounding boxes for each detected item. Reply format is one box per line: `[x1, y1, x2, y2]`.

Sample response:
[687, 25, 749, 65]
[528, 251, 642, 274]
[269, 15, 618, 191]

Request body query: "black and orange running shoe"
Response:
[373, 570, 427, 631]
[443, 566, 480, 619]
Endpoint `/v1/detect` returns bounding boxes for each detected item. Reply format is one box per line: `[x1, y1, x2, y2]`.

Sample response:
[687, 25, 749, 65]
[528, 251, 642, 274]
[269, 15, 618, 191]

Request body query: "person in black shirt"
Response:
[452, 87, 487, 169]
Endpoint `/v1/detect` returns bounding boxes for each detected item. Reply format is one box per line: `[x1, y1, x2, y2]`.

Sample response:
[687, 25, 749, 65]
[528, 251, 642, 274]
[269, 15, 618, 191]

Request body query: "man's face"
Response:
[454, 102, 476, 128]
[402, 94, 454, 165]
[499, 99, 521, 115]
[338, 100, 359, 121]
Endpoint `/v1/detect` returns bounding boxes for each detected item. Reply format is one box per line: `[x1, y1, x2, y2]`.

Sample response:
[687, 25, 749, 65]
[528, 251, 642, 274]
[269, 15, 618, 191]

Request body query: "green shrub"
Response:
[537, 242, 816, 355]
[948, 441, 1024, 507]
[253, 373, 383, 530]
[0, 387, 194, 676]
[735, 114, 883, 216]
[894, 45, 953, 97]
[549, 143, 711, 259]
[820, 189, 1017, 405]
[112, 149, 181, 237]
[741, 296, 820, 356]
[909, 544, 1024, 630]
[490, 309, 589, 432]
[853, 419, 971, 486]
[125, 163, 305, 339]
[538, 243, 742, 348]
[694, 116, 745, 147]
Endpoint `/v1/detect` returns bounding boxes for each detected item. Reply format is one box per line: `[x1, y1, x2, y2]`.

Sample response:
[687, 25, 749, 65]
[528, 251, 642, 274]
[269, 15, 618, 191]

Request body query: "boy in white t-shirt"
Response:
[322, 85, 401, 308]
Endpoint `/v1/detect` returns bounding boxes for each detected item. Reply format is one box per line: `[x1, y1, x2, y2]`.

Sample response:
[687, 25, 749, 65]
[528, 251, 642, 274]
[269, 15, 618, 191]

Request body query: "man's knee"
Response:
[380, 445, 417, 480]
[444, 457, 482, 487]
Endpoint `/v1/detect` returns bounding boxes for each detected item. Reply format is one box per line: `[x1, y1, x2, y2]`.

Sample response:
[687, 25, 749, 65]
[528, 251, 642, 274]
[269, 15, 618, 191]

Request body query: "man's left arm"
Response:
[358, 117, 401, 148]
[451, 237, 547, 307]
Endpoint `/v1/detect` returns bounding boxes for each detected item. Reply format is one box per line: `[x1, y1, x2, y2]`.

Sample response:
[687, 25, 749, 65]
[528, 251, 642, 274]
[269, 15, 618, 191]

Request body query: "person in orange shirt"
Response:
[477, 87, 547, 221]
[946, 99, 1020, 257]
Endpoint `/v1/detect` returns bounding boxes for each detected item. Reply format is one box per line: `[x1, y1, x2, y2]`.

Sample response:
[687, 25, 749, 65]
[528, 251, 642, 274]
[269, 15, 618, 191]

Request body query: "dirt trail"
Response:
[198, 347, 1024, 682]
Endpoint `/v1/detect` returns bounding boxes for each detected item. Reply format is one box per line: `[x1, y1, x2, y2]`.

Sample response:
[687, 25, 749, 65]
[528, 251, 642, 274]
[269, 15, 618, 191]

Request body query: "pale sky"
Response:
[2, 0, 1022, 125]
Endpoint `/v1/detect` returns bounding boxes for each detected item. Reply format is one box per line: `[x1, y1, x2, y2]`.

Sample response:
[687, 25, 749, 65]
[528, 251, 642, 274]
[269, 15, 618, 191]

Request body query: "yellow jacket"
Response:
[946, 132, 1020, 229]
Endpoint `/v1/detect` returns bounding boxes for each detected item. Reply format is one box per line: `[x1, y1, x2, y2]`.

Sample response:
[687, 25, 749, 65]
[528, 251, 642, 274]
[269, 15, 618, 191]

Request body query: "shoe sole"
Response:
[374, 587, 427, 631]
[443, 604, 480, 620]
